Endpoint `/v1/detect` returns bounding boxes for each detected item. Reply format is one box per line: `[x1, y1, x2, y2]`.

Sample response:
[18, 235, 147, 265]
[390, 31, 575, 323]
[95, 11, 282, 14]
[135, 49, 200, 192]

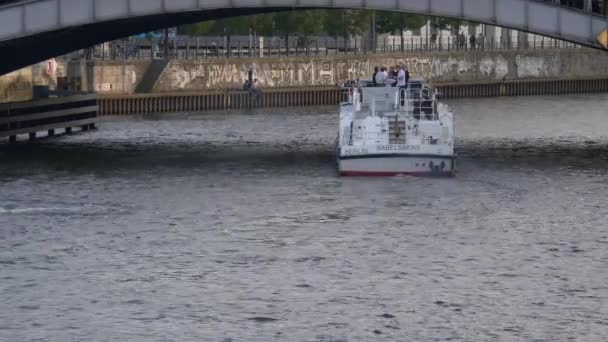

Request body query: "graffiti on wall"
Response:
[159, 53, 519, 91]
[0, 68, 33, 103]
[93, 66, 138, 93]
[162, 56, 438, 91]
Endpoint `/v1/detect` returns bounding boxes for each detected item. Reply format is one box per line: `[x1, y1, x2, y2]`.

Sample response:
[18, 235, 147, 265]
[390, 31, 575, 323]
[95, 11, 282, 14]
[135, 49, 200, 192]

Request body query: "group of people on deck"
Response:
[372, 64, 410, 91]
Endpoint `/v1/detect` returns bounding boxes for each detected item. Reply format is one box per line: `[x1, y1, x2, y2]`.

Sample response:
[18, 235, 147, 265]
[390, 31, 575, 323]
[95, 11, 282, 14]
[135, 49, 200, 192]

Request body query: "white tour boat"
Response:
[337, 79, 455, 176]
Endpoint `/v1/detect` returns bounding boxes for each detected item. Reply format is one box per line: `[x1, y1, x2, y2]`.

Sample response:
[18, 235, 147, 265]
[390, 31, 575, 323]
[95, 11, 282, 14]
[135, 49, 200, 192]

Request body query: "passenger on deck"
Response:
[390, 67, 399, 87]
[397, 64, 410, 90]
[372, 66, 379, 86]
[374, 67, 388, 86]
[397, 64, 410, 105]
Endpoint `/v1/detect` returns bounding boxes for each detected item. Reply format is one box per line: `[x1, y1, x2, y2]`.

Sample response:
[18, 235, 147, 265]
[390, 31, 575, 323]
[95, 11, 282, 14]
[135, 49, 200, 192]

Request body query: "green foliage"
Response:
[431, 18, 479, 32]
[376, 12, 427, 34]
[178, 13, 275, 36]
[273, 11, 326, 39]
[177, 10, 431, 39]
[178, 21, 215, 36]
[324, 10, 371, 39]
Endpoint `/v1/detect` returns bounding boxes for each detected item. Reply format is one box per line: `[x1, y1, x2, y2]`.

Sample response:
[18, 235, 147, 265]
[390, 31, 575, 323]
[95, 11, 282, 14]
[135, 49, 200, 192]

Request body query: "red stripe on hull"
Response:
[340, 171, 455, 177]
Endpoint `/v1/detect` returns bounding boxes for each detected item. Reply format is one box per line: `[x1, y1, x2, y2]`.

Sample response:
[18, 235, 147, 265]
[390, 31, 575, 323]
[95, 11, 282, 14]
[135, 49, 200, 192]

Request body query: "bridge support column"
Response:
[584, 0, 592, 11]
[48, 129, 55, 137]
[29, 132, 36, 141]
[9, 136, 16, 144]
[81, 125, 89, 132]
[65, 127, 72, 134]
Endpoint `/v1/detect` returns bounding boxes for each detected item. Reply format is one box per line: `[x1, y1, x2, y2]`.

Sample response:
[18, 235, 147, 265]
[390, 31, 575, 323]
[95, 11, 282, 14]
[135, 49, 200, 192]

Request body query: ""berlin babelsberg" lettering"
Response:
[342, 145, 422, 156]
[376, 145, 421, 152]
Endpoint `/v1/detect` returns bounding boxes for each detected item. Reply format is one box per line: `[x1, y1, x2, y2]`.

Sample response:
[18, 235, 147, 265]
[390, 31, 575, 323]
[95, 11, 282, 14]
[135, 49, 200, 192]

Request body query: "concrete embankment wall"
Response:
[63, 49, 608, 94]
[0, 60, 68, 103]
[2, 49, 608, 104]
[150, 49, 608, 92]
[71, 49, 608, 94]
[0, 68, 33, 103]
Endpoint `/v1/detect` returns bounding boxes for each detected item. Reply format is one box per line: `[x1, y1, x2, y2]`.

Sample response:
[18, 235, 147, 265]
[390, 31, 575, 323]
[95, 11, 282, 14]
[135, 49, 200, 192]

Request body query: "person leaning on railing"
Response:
[372, 66, 379, 86]
[374, 67, 388, 86]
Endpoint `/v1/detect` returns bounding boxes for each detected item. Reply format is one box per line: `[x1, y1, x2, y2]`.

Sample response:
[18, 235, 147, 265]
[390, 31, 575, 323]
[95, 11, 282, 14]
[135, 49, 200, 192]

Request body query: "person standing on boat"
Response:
[397, 64, 410, 89]
[372, 66, 379, 86]
[397, 64, 410, 105]
[375, 67, 388, 86]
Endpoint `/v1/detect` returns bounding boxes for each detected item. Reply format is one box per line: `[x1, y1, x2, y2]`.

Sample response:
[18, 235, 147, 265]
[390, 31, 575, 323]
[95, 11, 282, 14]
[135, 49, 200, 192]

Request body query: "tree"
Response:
[274, 10, 325, 51]
[376, 13, 426, 51]
[324, 10, 371, 45]
[178, 21, 215, 36]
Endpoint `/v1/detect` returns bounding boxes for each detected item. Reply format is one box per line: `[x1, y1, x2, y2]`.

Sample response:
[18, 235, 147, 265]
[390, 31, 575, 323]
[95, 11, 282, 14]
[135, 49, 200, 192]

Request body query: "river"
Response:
[1, 94, 607, 341]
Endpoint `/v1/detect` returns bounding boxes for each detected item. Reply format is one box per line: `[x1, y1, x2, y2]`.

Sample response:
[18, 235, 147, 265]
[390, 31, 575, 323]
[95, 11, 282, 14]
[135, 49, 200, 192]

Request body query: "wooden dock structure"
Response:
[1, 94, 98, 143]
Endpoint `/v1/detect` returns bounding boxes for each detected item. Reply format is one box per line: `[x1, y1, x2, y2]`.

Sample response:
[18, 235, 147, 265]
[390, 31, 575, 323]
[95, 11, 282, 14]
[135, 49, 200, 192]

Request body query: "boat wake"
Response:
[0, 205, 110, 215]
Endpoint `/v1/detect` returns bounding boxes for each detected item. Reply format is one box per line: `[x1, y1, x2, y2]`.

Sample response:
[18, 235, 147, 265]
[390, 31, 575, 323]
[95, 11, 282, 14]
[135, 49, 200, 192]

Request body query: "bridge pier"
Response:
[28, 132, 36, 141]
[9, 136, 16, 144]
[65, 127, 72, 134]
[48, 129, 55, 137]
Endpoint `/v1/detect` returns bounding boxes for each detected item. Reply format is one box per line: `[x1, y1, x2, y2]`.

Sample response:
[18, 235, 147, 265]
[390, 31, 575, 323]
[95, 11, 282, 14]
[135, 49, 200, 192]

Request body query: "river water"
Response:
[1, 94, 608, 341]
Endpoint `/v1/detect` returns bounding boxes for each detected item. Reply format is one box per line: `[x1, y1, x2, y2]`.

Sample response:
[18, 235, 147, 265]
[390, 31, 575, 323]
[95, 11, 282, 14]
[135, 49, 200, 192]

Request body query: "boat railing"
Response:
[340, 86, 360, 106]
[399, 87, 438, 120]
[343, 131, 387, 146]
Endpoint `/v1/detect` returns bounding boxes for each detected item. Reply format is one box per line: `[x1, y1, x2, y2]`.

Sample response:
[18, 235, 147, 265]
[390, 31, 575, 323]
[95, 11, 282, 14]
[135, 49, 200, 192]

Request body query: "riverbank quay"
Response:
[4, 47, 607, 102]
[83, 48, 608, 95]
[97, 78, 608, 116]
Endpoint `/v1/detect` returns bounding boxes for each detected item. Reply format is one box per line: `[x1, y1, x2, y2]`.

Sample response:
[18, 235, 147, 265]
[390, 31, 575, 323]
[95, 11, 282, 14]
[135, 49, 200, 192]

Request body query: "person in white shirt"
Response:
[397, 64, 409, 89]
[397, 64, 410, 105]
[382, 68, 390, 84]
[374, 67, 388, 86]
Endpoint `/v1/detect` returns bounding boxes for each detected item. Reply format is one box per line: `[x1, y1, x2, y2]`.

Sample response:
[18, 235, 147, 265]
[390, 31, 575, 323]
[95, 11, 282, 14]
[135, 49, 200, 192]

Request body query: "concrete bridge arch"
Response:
[0, 0, 606, 75]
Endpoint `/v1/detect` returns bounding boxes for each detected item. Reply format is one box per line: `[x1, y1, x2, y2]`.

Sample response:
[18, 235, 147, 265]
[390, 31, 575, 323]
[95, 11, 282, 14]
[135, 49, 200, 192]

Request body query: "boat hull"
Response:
[338, 154, 455, 177]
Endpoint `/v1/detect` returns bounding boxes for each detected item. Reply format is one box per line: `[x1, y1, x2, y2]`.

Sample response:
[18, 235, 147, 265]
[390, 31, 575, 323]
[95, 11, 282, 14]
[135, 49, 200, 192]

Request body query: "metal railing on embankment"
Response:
[98, 88, 347, 116]
[71, 34, 591, 62]
[97, 78, 608, 116]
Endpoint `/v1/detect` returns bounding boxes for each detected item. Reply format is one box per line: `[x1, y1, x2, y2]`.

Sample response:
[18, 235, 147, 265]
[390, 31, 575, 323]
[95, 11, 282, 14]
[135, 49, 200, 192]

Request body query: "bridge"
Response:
[0, 0, 607, 76]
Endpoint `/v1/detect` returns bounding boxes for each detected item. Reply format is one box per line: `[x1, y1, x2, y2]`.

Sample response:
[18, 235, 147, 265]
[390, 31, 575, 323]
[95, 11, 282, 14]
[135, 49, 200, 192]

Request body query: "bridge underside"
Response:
[0, 8, 282, 76]
[0, 0, 607, 75]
